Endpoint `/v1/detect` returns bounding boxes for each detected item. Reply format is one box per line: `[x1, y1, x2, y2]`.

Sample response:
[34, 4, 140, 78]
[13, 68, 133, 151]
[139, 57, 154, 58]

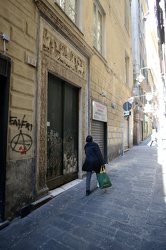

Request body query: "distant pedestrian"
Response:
[82, 135, 104, 196]
[150, 127, 157, 146]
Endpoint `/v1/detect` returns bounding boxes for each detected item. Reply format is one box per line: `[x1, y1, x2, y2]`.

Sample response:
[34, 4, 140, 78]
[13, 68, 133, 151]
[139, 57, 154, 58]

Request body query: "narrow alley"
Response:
[0, 138, 166, 250]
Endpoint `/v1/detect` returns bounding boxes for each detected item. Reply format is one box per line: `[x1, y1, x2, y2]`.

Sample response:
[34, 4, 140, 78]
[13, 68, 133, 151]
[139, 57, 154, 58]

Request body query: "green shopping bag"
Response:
[97, 166, 112, 189]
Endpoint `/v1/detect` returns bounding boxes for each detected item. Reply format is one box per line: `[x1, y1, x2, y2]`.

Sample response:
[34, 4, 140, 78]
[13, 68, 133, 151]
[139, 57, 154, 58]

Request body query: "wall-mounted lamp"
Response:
[136, 67, 151, 83]
[142, 10, 149, 21]
[100, 92, 106, 97]
[0, 33, 10, 54]
[111, 102, 116, 109]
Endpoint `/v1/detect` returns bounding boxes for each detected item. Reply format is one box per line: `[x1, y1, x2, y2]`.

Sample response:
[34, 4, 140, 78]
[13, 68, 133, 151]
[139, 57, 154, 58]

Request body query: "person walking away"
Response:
[82, 135, 104, 196]
[150, 127, 157, 146]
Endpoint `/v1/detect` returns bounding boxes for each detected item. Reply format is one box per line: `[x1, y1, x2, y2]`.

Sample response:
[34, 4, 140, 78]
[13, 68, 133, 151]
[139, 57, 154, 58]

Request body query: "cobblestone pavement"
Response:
[0, 139, 166, 250]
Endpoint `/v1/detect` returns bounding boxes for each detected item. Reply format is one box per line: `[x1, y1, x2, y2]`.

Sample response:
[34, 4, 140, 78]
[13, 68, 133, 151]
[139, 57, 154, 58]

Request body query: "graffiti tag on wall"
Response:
[10, 130, 32, 154]
[10, 115, 33, 154]
[10, 115, 33, 131]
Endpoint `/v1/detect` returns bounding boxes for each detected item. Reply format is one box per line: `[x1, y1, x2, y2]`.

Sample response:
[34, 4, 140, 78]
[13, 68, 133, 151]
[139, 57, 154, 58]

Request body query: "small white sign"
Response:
[27, 56, 37, 67]
[47, 122, 50, 126]
[123, 111, 130, 116]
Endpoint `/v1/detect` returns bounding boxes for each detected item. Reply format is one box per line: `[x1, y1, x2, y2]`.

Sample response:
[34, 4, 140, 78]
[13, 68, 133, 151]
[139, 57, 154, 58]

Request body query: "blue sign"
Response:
[123, 102, 132, 111]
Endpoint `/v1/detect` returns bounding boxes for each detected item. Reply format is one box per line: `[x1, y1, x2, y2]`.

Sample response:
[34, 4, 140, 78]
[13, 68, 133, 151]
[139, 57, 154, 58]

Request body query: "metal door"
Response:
[47, 73, 78, 190]
[92, 120, 105, 159]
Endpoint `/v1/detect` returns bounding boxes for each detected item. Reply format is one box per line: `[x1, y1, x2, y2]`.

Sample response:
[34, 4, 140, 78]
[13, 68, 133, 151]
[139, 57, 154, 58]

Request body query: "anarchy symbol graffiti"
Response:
[10, 130, 33, 154]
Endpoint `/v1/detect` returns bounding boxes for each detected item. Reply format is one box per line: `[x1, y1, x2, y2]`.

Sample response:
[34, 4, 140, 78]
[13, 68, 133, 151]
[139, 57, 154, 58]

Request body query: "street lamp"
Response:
[129, 90, 157, 101]
[136, 67, 151, 83]
[146, 92, 153, 101]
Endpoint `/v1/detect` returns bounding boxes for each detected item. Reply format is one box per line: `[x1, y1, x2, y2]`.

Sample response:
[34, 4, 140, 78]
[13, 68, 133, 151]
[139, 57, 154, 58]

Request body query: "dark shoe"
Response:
[86, 190, 90, 196]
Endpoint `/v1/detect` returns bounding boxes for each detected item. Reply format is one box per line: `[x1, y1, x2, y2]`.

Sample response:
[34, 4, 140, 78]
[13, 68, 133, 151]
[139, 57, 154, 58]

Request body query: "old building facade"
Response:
[155, 0, 166, 125]
[0, 0, 133, 221]
[131, 0, 165, 144]
[131, 0, 151, 145]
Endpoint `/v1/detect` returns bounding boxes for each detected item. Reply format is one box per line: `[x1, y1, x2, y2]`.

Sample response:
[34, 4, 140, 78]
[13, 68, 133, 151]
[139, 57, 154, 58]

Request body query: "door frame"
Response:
[0, 54, 11, 222]
[36, 21, 88, 198]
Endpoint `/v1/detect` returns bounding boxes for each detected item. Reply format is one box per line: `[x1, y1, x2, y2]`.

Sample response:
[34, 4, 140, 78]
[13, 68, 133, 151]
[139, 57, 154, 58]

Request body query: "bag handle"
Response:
[100, 165, 106, 173]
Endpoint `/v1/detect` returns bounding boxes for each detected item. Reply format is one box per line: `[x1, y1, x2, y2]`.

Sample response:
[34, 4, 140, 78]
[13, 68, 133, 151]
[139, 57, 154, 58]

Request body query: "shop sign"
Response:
[92, 101, 107, 122]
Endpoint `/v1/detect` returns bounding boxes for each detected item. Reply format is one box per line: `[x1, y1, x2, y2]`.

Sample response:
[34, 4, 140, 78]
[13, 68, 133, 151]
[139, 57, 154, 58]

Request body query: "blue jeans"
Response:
[86, 172, 98, 190]
[86, 171, 92, 191]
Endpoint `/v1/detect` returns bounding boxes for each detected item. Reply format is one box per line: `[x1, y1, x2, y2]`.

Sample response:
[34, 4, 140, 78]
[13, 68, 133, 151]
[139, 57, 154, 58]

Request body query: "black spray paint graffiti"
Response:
[10, 115, 33, 154]
[10, 115, 33, 131]
[10, 130, 33, 155]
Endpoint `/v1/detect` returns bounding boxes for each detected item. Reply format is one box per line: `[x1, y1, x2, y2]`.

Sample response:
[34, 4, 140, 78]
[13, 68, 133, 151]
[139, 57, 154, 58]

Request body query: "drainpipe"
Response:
[88, 58, 91, 134]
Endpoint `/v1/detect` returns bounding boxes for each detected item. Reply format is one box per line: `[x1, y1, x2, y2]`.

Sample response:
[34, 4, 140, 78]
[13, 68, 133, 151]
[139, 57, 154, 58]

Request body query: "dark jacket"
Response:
[82, 141, 104, 173]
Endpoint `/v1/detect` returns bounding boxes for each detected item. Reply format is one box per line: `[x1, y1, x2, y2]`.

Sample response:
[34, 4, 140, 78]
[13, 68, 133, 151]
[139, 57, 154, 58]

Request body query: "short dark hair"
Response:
[86, 135, 93, 142]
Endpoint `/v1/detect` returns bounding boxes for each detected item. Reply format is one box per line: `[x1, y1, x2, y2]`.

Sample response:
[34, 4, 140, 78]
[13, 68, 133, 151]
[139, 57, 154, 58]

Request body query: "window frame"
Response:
[93, 0, 105, 55]
[125, 52, 130, 85]
[56, 0, 80, 26]
[124, 0, 130, 32]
